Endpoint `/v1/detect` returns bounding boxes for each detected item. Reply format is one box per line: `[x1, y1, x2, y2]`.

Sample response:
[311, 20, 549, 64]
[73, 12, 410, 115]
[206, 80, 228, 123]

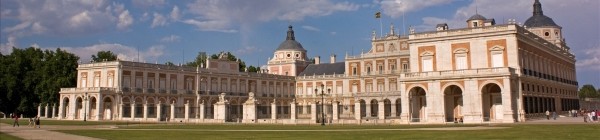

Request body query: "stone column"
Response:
[199, 102, 205, 120]
[390, 103, 397, 117]
[378, 101, 385, 120]
[118, 103, 123, 119]
[143, 102, 148, 120]
[242, 99, 256, 123]
[130, 102, 135, 119]
[52, 104, 57, 118]
[332, 101, 339, 121]
[185, 101, 190, 120]
[311, 102, 317, 122]
[156, 101, 161, 122]
[37, 105, 42, 117]
[271, 102, 277, 120]
[96, 96, 103, 121]
[170, 101, 175, 121]
[354, 102, 361, 120]
[58, 102, 63, 119]
[290, 101, 296, 121]
[365, 103, 371, 117]
[45, 104, 49, 118]
[214, 101, 228, 121]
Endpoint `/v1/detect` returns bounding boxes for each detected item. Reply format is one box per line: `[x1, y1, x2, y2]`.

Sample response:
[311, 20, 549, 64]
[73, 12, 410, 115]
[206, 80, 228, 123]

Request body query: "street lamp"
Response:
[84, 92, 88, 122]
[314, 84, 330, 126]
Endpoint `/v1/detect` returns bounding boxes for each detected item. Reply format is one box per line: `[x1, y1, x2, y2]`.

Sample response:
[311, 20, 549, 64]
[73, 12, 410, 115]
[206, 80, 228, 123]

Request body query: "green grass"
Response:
[55, 124, 600, 140]
[0, 132, 22, 140]
[0, 118, 154, 126]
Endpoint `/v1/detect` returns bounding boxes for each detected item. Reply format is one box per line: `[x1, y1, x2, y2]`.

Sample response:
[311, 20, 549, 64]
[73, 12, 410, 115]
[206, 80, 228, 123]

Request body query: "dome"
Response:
[523, 0, 560, 28]
[276, 25, 306, 51]
[524, 15, 559, 27]
[467, 14, 486, 21]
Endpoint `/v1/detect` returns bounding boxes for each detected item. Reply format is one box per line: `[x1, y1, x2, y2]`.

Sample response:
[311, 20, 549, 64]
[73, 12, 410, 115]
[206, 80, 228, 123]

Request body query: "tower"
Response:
[524, 0, 566, 48]
[267, 25, 310, 76]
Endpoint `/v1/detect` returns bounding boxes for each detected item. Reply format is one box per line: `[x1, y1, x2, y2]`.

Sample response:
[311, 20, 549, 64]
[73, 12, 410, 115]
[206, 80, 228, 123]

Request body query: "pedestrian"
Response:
[35, 116, 40, 128]
[574, 110, 578, 117]
[12, 113, 19, 127]
[552, 111, 557, 120]
[28, 117, 33, 127]
[592, 110, 597, 122]
[545, 110, 550, 120]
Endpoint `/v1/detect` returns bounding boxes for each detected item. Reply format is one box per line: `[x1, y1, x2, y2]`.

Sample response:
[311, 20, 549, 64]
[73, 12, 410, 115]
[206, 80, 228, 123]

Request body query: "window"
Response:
[287, 54, 291, 58]
[81, 78, 87, 87]
[378, 65, 383, 74]
[402, 63, 409, 72]
[108, 76, 113, 87]
[352, 67, 357, 75]
[295, 53, 300, 58]
[455, 54, 467, 70]
[422, 57, 433, 72]
[544, 32, 550, 37]
[491, 52, 503, 67]
[148, 80, 154, 89]
[94, 76, 100, 87]
[366, 66, 371, 74]
[123, 76, 130, 87]
[136, 78, 143, 88]
[170, 80, 177, 90]
[159, 78, 166, 89]
[472, 22, 478, 27]
[391, 64, 396, 71]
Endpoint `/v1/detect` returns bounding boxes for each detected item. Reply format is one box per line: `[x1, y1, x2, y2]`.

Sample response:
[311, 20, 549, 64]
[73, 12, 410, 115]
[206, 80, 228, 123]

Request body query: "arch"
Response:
[61, 97, 70, 119]
[405, 84, 428, 96]
[443, 85, 463, 122]
[89, 96, 97, 119]
[75, 97, 83, 119]
[122, 97, 131, 104]
[383, 99, 392, 117]
[358, 99, 366, 117]
[453, 48, 469, 53]
[481, 83, 503, 122]
[408, 86, 427, 122]
[158, 97, 167, 104]
[395, 98, 402, 117]
[370, 99, 379, 117]
[102, 96, 113, 120]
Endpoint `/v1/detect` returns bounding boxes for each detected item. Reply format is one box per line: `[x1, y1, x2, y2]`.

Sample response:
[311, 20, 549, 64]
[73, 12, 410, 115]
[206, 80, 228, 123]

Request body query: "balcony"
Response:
[400, 67, 515, 81]
[122, 87, 130, 92]
[134, 88, 143, 93]
[159, 89, 167, 94]
[170, 89, 178, 94]
[145, 88, 155, 94]
[59, 87, 117, 93]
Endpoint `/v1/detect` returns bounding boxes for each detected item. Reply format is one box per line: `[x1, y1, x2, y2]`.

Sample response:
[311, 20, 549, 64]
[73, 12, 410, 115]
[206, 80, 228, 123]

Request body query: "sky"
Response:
[1, 0, 598, 88]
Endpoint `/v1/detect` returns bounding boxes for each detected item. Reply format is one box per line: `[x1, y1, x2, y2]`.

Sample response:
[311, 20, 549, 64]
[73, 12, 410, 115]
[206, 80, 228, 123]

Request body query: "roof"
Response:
[524, 0, 559, 28]
[275, 25, 306, 51]
[436, 23, 448, 28]
[299, 62, 345, 76]
[467, 14, 486, 21]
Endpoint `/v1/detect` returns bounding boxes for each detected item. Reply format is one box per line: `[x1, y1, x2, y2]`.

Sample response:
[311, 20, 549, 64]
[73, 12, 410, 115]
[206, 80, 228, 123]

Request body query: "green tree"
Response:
[91, 51, 117, 62]
[247, 65, 261, 72]
[186, 51, 247, 72]
[165, 61, 176, 66]
[578, 84, 598, 99]
[0, 47, 79, 117]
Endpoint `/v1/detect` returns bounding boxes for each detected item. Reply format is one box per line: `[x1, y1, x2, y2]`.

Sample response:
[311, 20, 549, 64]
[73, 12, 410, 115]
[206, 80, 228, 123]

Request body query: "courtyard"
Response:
[1, 117, 599, 140]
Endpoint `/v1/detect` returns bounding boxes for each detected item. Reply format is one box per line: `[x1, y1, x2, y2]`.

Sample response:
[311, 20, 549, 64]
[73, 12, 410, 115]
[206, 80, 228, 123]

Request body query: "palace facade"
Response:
[43, 0, 579, 124]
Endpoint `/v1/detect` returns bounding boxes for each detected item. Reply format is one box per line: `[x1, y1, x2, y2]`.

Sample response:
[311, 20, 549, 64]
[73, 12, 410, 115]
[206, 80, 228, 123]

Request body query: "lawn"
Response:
[0, 132, 22, 140]
[55, 124, 600, 140]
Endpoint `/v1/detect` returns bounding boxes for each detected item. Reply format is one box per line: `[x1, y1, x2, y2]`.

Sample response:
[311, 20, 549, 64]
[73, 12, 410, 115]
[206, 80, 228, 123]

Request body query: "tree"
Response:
[165, 61, 176, 66]
[186, 51, 247, 72]
[0, 47, 79, 117]
[578, 84, 598, 99]
[91, 51, 117, 62]
[247, 65, 261, 72]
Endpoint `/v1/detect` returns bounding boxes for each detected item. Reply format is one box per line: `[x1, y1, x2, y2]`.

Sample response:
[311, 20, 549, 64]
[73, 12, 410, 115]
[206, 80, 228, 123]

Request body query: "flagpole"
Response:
[379, 16, 383, 38]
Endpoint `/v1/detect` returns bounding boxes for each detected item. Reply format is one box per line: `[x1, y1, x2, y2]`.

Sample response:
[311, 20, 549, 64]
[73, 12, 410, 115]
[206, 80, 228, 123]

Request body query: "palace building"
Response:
[44, 0, 579, 124]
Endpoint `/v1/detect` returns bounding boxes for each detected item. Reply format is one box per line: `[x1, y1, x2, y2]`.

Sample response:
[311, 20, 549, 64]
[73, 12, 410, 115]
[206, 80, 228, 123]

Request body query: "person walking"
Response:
[545, 110, 550, 120]
[552, 111, 557, 120]
[12, 113, 19, 127]
[34, 116, 40, 128]
[28, 117, 33, 127]
[592, 110, 597, 122]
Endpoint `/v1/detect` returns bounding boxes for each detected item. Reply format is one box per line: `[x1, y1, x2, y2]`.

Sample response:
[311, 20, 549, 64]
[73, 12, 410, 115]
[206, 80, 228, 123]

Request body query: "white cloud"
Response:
[0, 36, 17, 54]
[151, 12, 167, 28]
[377, 0, 452, 18]
[184, 0, 359, 32]
[58, 43, 166, 63]
[1, 0, 133, 38]
[577, 46, 600, 71]
[132, 0, 165, 8]
[170, 6, 181, 21]
[330, 32, 337, 35]
[302, 25, 321, 32]
[160, 35, 181, 43]
[117, 10, 134, 29]
[140, 12, 150, 21]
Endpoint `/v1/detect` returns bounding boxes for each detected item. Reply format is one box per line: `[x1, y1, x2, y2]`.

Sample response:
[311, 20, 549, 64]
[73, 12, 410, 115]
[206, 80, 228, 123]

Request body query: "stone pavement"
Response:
[0, 123, 104, 140]
[522, 116, 598, 124]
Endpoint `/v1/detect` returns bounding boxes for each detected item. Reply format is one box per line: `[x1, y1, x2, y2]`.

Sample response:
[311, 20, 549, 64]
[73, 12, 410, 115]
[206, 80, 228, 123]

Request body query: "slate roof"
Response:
[524, 0, 560, 28]
[467, 14, 486, 21]
[276, 25, 306, 51]
[299, 62, 345, 76]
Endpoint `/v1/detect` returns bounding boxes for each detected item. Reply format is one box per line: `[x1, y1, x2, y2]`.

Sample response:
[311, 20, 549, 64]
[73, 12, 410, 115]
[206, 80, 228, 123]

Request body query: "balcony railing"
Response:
[400, 67, 514, 80]
[59, 87, 118, 93]
[159, 89, 167, 94]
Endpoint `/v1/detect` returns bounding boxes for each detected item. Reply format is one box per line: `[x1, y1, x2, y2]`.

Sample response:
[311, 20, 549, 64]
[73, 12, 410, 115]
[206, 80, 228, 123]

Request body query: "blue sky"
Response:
[1, 0, 598, 87]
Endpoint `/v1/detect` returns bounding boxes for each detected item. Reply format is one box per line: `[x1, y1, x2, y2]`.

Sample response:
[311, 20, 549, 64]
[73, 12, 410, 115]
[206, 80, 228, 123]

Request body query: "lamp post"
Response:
[84, 92, 88, 122]
[314, 84, 330, 126]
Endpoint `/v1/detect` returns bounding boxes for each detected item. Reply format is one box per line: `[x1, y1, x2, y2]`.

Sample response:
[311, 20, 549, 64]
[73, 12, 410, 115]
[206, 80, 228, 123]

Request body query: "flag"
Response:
[375, 12, 381, 18]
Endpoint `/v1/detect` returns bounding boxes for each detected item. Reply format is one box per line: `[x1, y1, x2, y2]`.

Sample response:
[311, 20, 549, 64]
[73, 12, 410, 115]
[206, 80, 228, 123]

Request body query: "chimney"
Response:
[314, 56, 320, 64]
[330, 54, 336, 63]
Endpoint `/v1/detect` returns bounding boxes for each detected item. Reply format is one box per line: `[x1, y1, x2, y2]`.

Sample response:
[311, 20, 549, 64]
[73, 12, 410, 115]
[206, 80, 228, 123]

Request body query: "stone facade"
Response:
[51, 0, 579, 124]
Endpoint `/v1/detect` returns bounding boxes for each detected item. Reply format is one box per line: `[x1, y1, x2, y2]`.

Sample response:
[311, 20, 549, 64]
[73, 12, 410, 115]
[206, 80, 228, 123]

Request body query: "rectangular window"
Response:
[122, 76, 130, 88]
[352, 85, 358, 93]
[492, 52, 504, 67]
[455, 54, 467, 70]
[136, 78, 143, 88]
[422, 57, 433, 72]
